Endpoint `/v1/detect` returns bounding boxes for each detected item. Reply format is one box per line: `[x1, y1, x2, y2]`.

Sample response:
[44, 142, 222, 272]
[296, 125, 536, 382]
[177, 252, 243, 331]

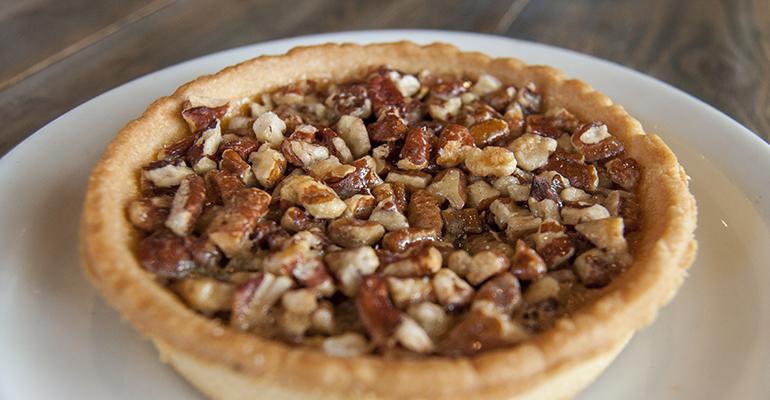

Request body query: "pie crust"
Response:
[80, 42, 697, 399]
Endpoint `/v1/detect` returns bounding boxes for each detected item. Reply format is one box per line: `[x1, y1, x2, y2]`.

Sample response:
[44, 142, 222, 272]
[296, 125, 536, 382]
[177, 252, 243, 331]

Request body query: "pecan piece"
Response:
[509, 133, 557, 171]
[605, 157, 641, 190]
[325, 246, 380, 296]
[427, 168, 467, 209]
[381, 227, 440, 253]
[474, 273, 521, 315]
[280, 206, 326, 233]
[341, 194, 377, 219]
[367, 108, 408, 142]
[431, 268, 474, 309]
[571, 123, 624, 162]
[326, 83, 372, 119]
[165, 174, 207, 236]
[356, 275, 403, 348]
[407, 190, 443, 233]
[573, 248, 631, 288]
[231, 272, 294, 331]
[575, 217, 627, 253]
[440, 307, 527, 357]
[466, 180, 501, 209]
[436, 124, 475, 167]
[470, 118, 511, 147]
[220, 149, 256, 185]
[447, 250, 510, 286]
[252, 111, 286, 148]
[327, 218, 386, 248]
[138, 230, 196, 278]
[182, 104, 227, 133]
[541, 150, 599, 191]
[510, 239, 547, 281]
[382, 246, 442, 277]
[464, 146, 517, 177]
[385, 170, 433, 191]
[386, 276, 434, 309]
[441, 208, 483, 236]
[248, 144, 287, 189]
[279, 175, 346, 219]
[173, 277, 235, 315]
[367, 73, 405, 116]
[127, 196, 171, 231]
[397, 126, 432, 170]
[336, 115, 372, 158]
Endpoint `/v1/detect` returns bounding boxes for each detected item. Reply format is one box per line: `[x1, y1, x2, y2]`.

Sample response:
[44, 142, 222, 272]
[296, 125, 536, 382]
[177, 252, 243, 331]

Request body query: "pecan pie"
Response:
[81, 42, 697, 400]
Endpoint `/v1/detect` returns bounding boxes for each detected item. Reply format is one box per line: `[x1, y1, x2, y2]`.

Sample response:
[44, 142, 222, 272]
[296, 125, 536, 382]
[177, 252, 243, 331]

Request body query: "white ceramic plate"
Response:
[1, 30, 768, 399]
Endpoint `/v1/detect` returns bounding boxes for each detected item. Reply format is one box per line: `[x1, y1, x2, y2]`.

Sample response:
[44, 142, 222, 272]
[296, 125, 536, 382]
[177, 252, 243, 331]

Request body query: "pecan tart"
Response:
[81, 42, 697, 400]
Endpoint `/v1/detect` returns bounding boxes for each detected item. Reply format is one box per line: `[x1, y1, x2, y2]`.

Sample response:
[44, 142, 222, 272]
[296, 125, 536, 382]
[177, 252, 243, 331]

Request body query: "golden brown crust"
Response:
[80, 41, 697, 399]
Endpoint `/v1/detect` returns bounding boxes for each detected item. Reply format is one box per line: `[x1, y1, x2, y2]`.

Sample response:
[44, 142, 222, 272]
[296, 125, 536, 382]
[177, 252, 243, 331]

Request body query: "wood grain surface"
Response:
[1, 0, 767, 156]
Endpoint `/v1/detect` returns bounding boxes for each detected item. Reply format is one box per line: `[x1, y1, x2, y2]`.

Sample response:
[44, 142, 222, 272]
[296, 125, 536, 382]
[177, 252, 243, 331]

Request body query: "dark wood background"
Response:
[2, 0, 768, 157]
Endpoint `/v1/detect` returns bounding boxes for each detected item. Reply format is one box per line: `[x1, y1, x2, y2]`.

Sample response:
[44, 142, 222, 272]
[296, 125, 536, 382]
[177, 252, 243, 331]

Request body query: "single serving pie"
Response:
[81, 41, 697, 400]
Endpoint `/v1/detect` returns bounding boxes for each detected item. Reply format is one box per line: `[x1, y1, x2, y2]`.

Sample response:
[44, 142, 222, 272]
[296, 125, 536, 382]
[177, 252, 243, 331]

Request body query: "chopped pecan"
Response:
[172, 277, 235, 315]
[605, 157, 641, 190]
[406, 190, 442, 233]
[367, 108, 408, 142]
[336, 115, 372, 158]
[207, 169, 244, 204]
[157, 136, 194, 162]
[252, 111, 286, 148]
[606, 190, 641, 232]
[483, 86, 517, 112]
[280, 206, 327, 233]
[573, 248, 631, 288]
[381, 227, 440, 253]
[488, 197, 525, 229]
[280, 125, 330, 168]
[510, 239, 547, 280]
[473, 273, 521, 314]
[219, 134, 258, 159]
[396, 126, 432, 170]
[523, 275, 560, 304]
[470, 74, 502, 96]
[464, 146, 517, 177]
[541, 150, 599, 191]
[367, 73, 405, 116]
[525, 115, 563, 138]
[142, 159, 194, 189]
[220, 149, 256, 185]
[279, 175, 346, 219]
[432, 268, 474, 309]
[341, 194, 377, 219]
[207, 188, 271, 256]
[138, 230, 197, 278]
[466, 180, 501, 209]
[427, 168, 467, 209]
[470, 118, 511, 147]
[441, 208, 483, 236]
[355, 275, 403, 348]
[385, 170, 433, 191]
[127, 196, 171, 231]
[515, 83, 541, 114]
[493, 176, 530, 202]
[372, 181, 408, 212]
[382, 246, 443, 277]
[505, 214, 543, 241]
[165, 174, 207, 236]
[326, 157, 381, 200]
[571, 123, 624, 162]
[561, 203, 611, 225]
[532, 220, 575, 269]
[447, 250, 509, 286]
[436, 124, 474, 167]
[428, 97, 462, 122]
[182, 104, 228, 133]
[231, 272, 294, 331]
[326, 83, 372, 119]
[325, 246, 380, 296]
[509, 133, 557, 171]
[440, 306, 527, 357]
[248, 144, 287, 189]
[575, 217, 627, 253]
[407, 302, 451, 339]
[327, 218, 385, 248]
[386, 276, 433, 308]
[460, 232, 516, 259]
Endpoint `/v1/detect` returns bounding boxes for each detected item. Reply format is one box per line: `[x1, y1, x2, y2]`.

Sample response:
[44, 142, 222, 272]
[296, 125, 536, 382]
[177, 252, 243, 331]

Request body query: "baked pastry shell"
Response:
[80, 41, 697, 399]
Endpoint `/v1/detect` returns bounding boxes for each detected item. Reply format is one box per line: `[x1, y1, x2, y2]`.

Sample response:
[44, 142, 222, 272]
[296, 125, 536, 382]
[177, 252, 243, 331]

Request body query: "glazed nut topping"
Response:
[129, 66, 641, 357]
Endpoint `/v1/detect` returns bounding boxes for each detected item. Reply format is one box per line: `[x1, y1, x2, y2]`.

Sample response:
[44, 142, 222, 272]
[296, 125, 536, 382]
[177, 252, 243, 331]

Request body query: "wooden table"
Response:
[2, 0, 768, 157]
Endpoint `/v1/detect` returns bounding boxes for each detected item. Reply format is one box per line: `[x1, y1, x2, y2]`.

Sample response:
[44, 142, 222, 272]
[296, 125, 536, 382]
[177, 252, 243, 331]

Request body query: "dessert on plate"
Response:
[81, 41, 697, 399]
